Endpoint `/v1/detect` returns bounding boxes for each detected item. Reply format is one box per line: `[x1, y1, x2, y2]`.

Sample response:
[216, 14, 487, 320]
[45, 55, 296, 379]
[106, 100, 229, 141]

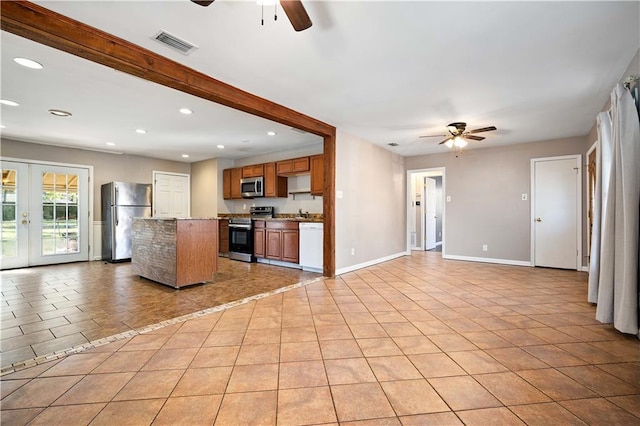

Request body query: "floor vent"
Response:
[152, 30, 198, 55]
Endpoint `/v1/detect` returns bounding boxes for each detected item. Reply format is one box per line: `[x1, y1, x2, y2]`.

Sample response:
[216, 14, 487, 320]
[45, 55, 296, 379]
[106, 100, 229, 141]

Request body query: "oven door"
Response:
[229, 224, 253, 254]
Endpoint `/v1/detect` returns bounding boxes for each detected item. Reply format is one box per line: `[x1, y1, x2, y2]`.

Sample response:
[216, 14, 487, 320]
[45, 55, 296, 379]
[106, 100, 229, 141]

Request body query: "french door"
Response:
[1, 161, 89, 269]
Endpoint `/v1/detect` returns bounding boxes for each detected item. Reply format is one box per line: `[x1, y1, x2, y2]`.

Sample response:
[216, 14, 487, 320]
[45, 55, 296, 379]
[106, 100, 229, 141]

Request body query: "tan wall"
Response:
[191, 158, 219, 218]
[335, 130, 406, 272]
[1, 138, 190, 220]
[405, 136, 587, 263]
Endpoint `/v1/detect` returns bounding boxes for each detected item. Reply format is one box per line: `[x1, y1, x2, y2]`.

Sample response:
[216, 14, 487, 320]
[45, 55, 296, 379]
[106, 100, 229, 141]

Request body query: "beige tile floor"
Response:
[2, 252, 640, 425]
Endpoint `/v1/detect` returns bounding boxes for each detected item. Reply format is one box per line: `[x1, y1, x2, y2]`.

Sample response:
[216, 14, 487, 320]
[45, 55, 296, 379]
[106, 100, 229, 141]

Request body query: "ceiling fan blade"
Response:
[419, 134, 446, 138]
[190, 0, 215, 6]
[438, 137, 453, 145]
[466, 126, 497, 134]
[464, 135, 485, 141]
[280, 0, 313, 31]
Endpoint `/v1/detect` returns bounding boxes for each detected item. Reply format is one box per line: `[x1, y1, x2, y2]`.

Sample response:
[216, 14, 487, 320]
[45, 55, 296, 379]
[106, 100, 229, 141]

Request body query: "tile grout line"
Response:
[0, 276, 326, 376]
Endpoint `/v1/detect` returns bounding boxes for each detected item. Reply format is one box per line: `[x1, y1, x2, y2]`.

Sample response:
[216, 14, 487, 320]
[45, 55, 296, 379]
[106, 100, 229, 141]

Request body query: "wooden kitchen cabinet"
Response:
[230, 167, 242, 199]
[264, 162, 287, 197]
[264, 221, 299, 263]
[222, 169, 232, 199]
[277, 156, 310, 175]
[242, 164, 264, 178]
[219, 219, 229, 254]
[254, 220, 266, 258]
[310, 154, 324, 196]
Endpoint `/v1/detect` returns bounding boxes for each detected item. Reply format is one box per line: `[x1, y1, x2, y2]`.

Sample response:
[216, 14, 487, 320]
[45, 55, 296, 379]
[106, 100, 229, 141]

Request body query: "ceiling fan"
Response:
[191, 0, 312, 32]
[420, 122, 497, 148]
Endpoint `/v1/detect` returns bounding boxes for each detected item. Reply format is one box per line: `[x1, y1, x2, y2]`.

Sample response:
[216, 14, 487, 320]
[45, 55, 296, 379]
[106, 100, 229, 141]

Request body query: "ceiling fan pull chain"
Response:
[261, 2, 265, 26]
[274, 2, 278, 21]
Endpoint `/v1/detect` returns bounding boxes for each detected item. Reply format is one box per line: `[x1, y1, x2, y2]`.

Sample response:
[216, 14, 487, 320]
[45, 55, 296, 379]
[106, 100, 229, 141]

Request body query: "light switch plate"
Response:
[336, 190, 344, 199]
[446, 196, 451, 202]
[522, 193, 528, 201]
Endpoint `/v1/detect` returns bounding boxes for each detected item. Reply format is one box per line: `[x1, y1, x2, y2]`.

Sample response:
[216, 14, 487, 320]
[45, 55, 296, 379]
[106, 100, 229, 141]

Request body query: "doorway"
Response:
[530, 155, 582, 270]
[1, 160, 91, 269]
[407, 168, 445, 254]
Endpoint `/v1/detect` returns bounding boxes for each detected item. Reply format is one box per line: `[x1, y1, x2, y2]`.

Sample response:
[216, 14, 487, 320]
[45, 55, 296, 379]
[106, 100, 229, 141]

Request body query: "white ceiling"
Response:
[1, 1, 638, 162]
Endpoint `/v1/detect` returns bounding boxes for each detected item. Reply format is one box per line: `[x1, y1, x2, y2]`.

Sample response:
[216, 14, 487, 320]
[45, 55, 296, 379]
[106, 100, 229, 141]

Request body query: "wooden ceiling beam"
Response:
[1, 0, 336, 277]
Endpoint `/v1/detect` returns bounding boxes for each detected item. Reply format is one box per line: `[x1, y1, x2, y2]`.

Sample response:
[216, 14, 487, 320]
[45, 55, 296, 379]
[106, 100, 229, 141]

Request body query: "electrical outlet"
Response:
[522, 193, 528, 201]
[351, 248, 355, 256]
[243, 204, 246, 210]
[482, 244, 488, 252]
[337, 190, 344, 199]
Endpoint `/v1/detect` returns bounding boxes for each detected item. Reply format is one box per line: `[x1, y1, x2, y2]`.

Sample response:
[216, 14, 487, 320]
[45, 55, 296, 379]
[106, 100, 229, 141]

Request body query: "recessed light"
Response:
[48, 109, 72, 117]
[0, 99, 19, 107]
[106, 142, 116, 146]
[217, 144, 225, 149]
[182, 154, 189, 158]
[13, 57, 43, 69]
[179, 108, 193, 115]
[135, 129, 147, 134]
[267, 131, 277, 136]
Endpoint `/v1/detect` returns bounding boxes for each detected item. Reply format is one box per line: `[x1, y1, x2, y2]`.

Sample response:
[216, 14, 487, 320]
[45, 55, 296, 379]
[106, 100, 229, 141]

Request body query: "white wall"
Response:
[335, 130, 406, 273]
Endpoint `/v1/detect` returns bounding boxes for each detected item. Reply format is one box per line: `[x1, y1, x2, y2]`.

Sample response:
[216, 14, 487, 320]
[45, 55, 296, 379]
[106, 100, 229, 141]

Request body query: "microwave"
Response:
[240, 176, 264, 198]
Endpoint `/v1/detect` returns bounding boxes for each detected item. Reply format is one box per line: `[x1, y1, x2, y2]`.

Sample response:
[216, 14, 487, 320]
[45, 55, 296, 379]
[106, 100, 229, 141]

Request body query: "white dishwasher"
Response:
[299, 222, 323, 273]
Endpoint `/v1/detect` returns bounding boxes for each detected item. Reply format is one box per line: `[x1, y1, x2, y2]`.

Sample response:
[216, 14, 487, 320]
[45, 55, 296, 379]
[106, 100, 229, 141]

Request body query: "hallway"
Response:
[2, 252, 639, 425]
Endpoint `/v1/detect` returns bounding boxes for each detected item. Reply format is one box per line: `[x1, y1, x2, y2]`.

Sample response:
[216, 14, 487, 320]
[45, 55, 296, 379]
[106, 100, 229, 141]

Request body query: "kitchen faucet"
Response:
[298, 208, 309, 218]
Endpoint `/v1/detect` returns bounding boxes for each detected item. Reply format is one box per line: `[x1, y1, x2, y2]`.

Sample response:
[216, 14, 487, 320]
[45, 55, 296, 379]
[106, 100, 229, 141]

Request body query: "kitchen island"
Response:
[132, 218, 218, 288]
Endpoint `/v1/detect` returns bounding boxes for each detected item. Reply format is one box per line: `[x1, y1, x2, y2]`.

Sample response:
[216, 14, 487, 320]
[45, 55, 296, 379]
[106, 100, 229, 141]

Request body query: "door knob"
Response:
[21, 219, 28, 225]
[535, 217, 542, 222]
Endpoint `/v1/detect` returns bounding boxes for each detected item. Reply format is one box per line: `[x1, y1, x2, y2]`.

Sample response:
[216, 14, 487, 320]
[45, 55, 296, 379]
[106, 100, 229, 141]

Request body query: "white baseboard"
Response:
[336, 251, 407, 276]
[256, 258, 302, 270]
[443, 254, 531, 267]
[580, 265, 589, 272]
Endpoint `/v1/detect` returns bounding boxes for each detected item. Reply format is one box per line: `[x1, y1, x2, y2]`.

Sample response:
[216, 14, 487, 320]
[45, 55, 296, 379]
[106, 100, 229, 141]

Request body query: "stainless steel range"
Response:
[229, 206, 274, 262]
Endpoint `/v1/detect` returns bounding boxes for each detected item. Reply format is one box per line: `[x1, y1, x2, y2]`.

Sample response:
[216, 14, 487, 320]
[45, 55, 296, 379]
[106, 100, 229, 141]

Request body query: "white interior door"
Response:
[424, 177, 437, 250]
[1, 161, 29, 269]
[153, 171, 190, 218]
[532, 156, 581, 269]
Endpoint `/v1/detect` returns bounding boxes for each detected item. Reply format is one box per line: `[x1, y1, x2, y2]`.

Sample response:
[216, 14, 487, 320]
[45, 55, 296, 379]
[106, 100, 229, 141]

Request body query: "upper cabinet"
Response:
[230, 167, 242, 199]
[222, 169, 232, 199]
[242, 164, 264, 178]
[277, 157, 310, 176]
[264, 162, 287, 198]
[310, 154, 324, 196]
[223, 154, 322, 199]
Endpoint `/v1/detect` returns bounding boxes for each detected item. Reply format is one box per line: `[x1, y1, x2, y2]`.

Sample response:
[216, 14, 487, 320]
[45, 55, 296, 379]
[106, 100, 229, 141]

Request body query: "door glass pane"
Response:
[1, 169, 18, 258]
[41, 172, 80, 255]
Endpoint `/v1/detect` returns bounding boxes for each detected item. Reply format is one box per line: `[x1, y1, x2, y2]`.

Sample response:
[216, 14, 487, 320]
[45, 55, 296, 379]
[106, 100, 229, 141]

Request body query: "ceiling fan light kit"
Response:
[420, 122, 497, 151]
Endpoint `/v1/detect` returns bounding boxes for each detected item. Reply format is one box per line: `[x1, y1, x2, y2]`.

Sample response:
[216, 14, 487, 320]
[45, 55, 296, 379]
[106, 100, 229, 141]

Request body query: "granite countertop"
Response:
[134, 217, 220, 220]
[261, 217, 323, 223]
[218, 214, 323, 223]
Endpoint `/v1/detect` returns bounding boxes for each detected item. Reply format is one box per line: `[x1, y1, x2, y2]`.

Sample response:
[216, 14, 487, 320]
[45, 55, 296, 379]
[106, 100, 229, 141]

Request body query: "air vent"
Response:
[388, 142, 399, 147]
[152, 30, 198, 55]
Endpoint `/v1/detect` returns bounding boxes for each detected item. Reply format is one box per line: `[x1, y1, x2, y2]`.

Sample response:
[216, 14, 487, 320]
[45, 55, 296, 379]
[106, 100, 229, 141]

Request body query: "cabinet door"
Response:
[219, 219, 229, 253]
[266, 229, 282, 260]
[310, 154, 324, 196]
[230, 167, 242, 199]
[292, 157, 310, 173]
[223, 169, 232, 199]
[243, 164, 264, 178]
[254, 228, 265, 258]
[276, 159, 293, 175]
[282, 230, 299, 263]
[265, 162, 287, 198]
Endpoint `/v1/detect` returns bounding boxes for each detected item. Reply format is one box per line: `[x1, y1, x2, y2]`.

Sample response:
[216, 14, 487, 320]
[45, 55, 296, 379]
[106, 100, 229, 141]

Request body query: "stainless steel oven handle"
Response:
[229, 224, 252, 229]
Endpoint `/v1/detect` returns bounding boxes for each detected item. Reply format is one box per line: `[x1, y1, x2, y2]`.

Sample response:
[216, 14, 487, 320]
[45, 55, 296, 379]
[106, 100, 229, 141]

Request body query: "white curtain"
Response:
[589, 83, 640, 335]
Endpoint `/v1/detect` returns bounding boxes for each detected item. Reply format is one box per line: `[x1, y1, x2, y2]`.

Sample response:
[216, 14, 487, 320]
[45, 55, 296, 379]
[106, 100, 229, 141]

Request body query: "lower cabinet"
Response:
[219, 219, 229, 254]
[254, 221, 299, 264]
[254, 221, 266, 258]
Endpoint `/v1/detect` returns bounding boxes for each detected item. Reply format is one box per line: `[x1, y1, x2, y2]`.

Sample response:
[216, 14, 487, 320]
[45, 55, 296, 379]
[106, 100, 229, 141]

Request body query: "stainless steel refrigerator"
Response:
[101, 182, 152, 262]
